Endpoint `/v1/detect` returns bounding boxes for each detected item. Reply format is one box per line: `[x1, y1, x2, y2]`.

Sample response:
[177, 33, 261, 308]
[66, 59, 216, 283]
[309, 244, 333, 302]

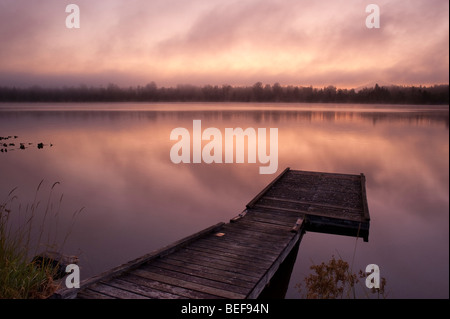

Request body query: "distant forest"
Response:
[0, 83, 448, 104]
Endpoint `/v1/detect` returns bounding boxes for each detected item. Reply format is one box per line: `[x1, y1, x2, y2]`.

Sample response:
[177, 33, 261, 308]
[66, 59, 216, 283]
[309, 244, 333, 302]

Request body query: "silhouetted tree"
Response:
[252, 82, 264, 101]
[0, 83, 447, 104]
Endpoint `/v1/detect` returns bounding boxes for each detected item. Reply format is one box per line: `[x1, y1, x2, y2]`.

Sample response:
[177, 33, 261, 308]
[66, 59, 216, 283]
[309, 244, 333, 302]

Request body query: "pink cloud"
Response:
[0, 0, 447, 88]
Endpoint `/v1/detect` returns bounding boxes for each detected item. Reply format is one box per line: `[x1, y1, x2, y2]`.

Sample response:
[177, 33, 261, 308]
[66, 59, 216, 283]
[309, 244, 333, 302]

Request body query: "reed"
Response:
[0, 181, 82, 299]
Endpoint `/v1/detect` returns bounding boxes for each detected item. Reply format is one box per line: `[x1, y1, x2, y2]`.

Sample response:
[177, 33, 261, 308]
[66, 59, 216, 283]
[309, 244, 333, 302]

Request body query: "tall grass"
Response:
[0, 181, 83, 299]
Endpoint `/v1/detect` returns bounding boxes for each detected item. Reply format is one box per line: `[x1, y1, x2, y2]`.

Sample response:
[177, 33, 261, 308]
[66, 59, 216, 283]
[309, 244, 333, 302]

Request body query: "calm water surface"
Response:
[0, 103, 448, 298]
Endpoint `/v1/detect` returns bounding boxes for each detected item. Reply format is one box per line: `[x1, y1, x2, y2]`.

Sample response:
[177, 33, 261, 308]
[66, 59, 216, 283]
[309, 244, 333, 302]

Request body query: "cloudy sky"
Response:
[0, 0, 448, 88]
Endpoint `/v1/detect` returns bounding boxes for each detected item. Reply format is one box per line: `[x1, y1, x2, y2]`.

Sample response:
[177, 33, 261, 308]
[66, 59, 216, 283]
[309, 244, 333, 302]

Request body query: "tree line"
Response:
[0, 82, 448, 104]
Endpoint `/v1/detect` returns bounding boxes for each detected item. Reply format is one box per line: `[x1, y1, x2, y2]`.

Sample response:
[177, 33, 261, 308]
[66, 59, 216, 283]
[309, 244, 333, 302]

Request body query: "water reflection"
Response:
[0, 103, 448, 298]
[0, 109, 448, 127]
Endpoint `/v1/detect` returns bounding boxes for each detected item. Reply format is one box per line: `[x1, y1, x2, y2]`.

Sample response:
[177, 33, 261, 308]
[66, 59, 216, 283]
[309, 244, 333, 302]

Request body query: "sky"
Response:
[0, 0, 448, 89]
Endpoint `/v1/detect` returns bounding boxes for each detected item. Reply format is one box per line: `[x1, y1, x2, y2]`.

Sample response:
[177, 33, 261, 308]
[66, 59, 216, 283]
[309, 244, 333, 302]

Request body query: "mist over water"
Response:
[0, 103, 448, 298]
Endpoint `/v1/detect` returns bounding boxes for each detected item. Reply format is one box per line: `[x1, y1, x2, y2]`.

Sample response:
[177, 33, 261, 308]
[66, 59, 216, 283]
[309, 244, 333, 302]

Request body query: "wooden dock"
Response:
[52, 168, 370, 299]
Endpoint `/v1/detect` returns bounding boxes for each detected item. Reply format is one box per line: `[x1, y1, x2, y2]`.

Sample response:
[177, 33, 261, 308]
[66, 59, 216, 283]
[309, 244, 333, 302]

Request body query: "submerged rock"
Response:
[0, 137, 53, 153]
[32, 251, 79, 280]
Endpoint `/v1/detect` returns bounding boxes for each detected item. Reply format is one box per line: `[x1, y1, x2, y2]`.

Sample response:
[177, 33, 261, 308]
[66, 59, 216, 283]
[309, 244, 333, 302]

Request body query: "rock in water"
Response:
[32, 251, 79, 280]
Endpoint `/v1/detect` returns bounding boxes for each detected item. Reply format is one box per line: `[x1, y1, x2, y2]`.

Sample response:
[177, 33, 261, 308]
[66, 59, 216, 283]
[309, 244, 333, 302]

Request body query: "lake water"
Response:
[0, 103, 448, 299]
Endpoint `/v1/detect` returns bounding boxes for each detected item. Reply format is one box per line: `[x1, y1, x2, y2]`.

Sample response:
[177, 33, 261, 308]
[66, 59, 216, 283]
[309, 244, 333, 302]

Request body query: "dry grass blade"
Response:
[0, 181, 81, 299]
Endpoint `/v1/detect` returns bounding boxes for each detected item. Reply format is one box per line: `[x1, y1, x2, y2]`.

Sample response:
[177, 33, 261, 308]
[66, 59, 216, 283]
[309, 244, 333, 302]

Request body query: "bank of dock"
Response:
[52, 168, 370, 299]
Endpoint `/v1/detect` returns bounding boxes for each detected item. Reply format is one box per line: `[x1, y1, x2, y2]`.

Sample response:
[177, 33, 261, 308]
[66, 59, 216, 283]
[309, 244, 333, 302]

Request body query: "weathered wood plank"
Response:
[105, 277, 184, 299]
[181, 246, 272, 270]
[197, 236, 281, 259]
[120, 273, 223, 299]
[248, 207, 305, 220]
[211, 235, 291, 255]
[243, 213, 297, 228]
[154, 257, 259, 285]
[230, 218, 293, 234]
[141, 265, 249, 296]
[214, 236, 287, 252]
[164, 253, 262, 279]
[87, 282, 150, 299]
[76, 288, 117, 299]
[246, 167, 290, 208]
[257, 196, 364, 218]
[190, 236, 279, 259]
[194, 237, 280, 260]
[222, 222, 293, 238]
[263, 196, 363, 213]
[221, 224, 294, 242]
[254, 204, 363, 222]
[132, 268, 246, 299]
[214, 227, 292, 250]
[150, 259, 255, 289]
[214, 224, 293, 241]
[289, 169, 360, 180]
[190, 241, 277, 264]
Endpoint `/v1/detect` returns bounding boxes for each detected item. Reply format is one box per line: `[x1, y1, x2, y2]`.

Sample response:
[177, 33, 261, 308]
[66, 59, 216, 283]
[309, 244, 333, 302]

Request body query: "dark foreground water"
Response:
[0, 103, 448, 298]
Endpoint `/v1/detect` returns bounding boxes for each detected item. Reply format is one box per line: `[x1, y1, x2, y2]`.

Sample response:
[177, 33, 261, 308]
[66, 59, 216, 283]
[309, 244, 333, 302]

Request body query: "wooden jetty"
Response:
[52, 168, 370, 299]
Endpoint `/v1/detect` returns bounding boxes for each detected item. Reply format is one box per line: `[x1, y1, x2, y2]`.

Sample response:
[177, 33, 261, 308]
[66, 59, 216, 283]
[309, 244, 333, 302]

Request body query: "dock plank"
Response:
[231, 218, 294, 233]
[248, 207, 305, 221]
[87, 282, 150, 299]
[105, 277, 185, 299]
[186, 242, 275, 266]
[197, 236, 281, 259]
[150, 259, 255, 289]
[76, 288, 117, 299]
[132, 268, 246, 299]
[181, 246, 271, 271]
[242, 213, 298, 228]
[193, 238, 280, 261]
[140, 265, 252, 296]
[221, 224, 293, 241]
[154, 257, 258, 285]
[121, 273, 223, 299]
[164, 253, 262, 279]
[208, 228, 291, 251]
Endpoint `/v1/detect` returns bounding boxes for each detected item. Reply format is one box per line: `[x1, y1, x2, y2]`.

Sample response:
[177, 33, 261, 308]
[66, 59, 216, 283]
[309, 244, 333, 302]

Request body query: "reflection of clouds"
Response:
[1, 106, 447, 223]
[280, 118, 448, 221]
[0, 106, 448, 296]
